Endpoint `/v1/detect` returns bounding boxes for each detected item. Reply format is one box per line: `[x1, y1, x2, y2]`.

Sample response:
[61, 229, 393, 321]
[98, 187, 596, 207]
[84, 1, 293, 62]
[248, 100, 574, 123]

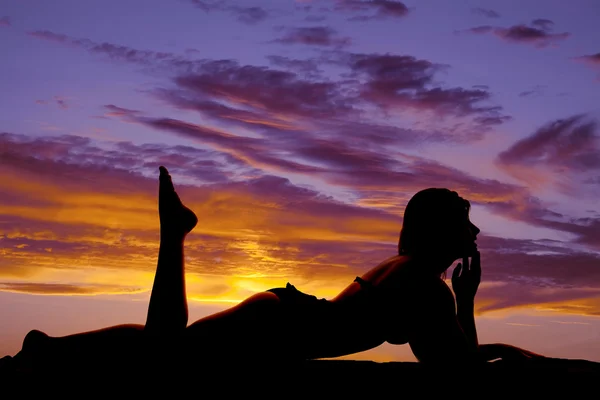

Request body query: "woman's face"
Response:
[455, 217, 480, 258]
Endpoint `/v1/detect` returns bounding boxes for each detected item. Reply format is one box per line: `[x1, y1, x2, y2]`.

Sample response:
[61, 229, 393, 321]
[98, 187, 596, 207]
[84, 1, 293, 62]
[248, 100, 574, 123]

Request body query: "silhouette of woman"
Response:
[6, 166, 546, 372]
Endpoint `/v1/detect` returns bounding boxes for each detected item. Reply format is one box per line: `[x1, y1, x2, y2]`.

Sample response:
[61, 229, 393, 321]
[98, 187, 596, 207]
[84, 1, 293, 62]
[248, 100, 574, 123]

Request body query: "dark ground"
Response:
[2, 357, 600, 397]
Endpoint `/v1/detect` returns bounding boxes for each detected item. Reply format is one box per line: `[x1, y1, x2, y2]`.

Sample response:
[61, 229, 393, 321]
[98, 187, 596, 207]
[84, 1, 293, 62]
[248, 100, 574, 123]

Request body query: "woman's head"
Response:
[398, 188, 480, 263]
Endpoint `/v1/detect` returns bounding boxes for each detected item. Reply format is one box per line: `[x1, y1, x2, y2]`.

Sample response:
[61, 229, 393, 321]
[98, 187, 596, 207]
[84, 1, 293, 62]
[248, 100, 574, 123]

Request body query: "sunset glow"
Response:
[1, 0, 600, 361]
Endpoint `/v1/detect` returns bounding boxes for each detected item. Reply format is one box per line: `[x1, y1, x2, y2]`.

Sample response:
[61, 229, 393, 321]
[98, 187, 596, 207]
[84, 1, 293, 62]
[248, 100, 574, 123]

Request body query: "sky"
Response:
[1, 0, 600, 362]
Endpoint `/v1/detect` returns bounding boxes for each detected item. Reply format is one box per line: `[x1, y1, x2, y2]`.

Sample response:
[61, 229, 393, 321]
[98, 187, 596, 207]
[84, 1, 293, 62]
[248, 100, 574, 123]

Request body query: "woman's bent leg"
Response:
[145, 166, 197, 336]
[16, 324, 145, 371]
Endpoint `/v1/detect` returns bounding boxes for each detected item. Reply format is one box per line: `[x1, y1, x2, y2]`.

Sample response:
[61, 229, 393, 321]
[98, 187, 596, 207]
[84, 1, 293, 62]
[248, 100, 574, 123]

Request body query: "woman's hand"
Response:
[479, 343, 546, 363]
[451, 250, 481, 303]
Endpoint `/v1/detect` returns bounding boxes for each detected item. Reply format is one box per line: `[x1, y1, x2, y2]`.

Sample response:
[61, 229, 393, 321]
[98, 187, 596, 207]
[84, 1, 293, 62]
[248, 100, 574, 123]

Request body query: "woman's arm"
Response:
[456, 298, 478, 348]
[407, 277, 480, 365]
[452, 252, 481, 348]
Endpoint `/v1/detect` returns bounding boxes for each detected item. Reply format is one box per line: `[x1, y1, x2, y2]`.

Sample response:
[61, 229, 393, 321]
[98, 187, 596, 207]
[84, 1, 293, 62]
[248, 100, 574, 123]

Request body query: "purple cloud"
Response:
[335, 0, 410, 20]
[274, 26, 351, 48]
[472, 8, 500, 19]
[531, 18, 554, 31]
[103, 104, 142, 118]
[266, 55, 323, 77]
[576, 53, 600, 66]
[188, 0, 270, 24]
[519, 85, 546, 98]
[458, 19, 570, 48]
[339, 52, 509, 130]
[574, 53, 600, 79]
[0, 16, 10, 27]
[29, 30, 510, 139]
[28, 30, 201, 70]
[234, 6, 269, 24]
[497, 114, 600, 173]
[34, 96, 69, 109]
[496, 25, 569, 47]
[171, 60, 355, 119]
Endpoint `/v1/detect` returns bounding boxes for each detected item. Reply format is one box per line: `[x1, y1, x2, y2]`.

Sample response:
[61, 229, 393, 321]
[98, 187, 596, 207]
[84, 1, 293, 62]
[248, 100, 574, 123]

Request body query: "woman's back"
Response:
[297, 255, 423, 359]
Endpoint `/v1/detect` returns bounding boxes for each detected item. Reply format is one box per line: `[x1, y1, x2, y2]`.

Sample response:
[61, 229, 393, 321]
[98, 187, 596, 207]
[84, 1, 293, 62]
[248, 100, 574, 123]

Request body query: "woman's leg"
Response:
[13, 166, 197, 370]
[144, 166, 197, 336]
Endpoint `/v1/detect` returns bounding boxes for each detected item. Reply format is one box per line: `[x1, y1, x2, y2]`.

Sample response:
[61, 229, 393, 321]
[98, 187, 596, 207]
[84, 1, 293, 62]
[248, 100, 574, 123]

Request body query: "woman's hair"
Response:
[398, 188, 470, 256]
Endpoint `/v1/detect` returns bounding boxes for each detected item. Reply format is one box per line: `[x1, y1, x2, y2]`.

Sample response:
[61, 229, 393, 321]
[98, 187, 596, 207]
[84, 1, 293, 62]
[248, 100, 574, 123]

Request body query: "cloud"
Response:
[518, 85, 545, 98]
[457, 235, 600, 315]
[457, 19, 570, 48]
[0, 282, 145, 296]
[10, 8, 600, 315]
[233, 6, 269, 24]
[337, 52, 510, 132]
[573, 53, 600, 81]
[188, 0, 270, 24]
[531, 18, 554, 31]
[0, 131, 400, 273]
[170, 60, 355, 119]
[476, 282, 600, 315]
[28, 30, 202, 71]
[102, 104, 143, 118]
[0, 16, 10, 27]
[266, 55, 323, 77]
[478, 236, 600, 288]
[4, 130, 600, 312]
[29, 29, 510, 139]
[35, 96, 70, 109]
[472, 7, 500, 18]
[335, 0, 411, 21]
[274, 26, 351, 48]
[496, 115, 600, 193]
[575, 53, 600, 66]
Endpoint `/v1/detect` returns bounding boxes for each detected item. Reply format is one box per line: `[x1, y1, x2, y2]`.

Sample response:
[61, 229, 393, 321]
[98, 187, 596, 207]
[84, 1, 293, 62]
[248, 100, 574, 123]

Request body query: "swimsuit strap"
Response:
[354, 276, 374, 289]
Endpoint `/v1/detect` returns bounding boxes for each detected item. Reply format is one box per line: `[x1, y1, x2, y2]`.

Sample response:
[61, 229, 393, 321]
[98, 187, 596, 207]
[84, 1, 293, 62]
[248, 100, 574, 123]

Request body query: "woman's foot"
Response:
[159, 166, 198, 237]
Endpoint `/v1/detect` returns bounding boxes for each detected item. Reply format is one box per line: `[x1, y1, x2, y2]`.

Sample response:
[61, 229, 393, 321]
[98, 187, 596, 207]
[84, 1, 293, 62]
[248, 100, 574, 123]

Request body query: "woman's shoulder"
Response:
[380, 257, 451, 298]
[379, 255, 428, 283]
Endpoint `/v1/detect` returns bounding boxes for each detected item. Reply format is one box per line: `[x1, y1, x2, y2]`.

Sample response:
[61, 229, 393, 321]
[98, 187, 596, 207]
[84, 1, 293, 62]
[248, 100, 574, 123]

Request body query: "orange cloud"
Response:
[2, 131, 600, 316]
